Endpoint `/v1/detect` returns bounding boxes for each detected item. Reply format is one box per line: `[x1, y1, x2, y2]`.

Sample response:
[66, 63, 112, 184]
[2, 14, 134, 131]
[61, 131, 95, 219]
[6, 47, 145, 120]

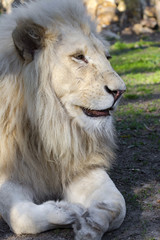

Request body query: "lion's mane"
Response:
[0, 0, 115, 202]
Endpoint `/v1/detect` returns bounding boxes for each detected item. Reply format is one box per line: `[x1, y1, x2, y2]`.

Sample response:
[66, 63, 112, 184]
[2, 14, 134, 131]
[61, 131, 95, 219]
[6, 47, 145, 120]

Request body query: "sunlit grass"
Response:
[110, 40, 160, 134]
[111, 40, 160, 84]
[111, 41, 160, 99]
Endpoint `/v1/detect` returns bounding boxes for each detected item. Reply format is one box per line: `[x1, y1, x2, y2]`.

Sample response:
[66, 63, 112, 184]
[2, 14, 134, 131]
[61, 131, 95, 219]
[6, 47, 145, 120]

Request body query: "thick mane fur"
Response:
[0, 0, 115, 202]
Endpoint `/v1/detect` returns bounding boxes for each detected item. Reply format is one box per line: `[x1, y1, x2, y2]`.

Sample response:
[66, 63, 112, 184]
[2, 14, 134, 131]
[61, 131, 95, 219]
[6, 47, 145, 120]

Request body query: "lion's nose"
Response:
[104, 86, 125, 102]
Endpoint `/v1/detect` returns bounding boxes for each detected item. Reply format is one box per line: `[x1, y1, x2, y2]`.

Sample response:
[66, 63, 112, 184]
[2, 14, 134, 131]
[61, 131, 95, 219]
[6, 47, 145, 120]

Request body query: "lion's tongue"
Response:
[82, 108, 110, 117]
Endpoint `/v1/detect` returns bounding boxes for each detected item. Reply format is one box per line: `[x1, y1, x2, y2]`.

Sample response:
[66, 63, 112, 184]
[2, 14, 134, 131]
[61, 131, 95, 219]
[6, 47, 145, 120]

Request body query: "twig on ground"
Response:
[144, 123, 154, 131]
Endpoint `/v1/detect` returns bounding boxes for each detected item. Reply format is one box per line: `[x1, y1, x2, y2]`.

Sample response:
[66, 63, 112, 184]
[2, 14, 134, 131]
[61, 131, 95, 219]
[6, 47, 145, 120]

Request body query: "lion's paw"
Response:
[73, 210, 104, 240]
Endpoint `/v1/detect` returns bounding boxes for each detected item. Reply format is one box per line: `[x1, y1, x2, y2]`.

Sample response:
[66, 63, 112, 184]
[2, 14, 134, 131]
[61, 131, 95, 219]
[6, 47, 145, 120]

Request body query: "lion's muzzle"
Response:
[104, 86, 126, 104]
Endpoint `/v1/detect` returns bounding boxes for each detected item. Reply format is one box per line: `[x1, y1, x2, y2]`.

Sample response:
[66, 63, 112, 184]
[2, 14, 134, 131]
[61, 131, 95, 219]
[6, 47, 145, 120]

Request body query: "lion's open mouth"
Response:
[81, 107, 114, 117]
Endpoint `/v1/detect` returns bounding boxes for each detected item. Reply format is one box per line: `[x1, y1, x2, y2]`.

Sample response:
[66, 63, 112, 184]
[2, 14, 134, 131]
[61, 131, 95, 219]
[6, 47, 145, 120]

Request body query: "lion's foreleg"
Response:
[64, 168, 126, 240]
[0, 181, 83, 234]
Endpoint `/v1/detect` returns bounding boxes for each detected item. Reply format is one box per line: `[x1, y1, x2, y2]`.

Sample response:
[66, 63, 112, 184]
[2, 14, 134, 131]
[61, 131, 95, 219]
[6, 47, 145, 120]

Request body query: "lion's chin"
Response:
[81, 107, 114, 118]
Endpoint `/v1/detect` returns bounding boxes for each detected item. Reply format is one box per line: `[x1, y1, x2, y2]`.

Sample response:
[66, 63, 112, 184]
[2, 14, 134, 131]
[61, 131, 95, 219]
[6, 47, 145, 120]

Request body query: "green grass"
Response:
[111, 40, 160, 94]
[110, 40, 160, 133]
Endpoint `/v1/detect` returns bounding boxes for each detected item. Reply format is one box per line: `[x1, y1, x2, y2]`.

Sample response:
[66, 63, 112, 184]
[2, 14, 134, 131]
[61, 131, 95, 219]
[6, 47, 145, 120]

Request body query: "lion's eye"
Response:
[73, 54, 88, 63]
[76, 54, 85, 60]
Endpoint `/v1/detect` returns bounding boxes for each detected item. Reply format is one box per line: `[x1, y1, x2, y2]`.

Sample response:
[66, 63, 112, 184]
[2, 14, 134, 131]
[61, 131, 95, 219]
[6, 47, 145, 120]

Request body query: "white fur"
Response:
[65, 169, 126, 239]
[0, 0, 126, 239]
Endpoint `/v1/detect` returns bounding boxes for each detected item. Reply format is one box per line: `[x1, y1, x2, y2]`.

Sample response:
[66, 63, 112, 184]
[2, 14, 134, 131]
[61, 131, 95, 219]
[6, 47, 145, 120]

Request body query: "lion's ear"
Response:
[12, 21, 46, 62]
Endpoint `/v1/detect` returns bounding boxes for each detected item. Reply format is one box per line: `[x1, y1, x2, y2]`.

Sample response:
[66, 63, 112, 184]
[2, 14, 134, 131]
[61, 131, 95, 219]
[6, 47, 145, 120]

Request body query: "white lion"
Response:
[0, 0, 126, 239]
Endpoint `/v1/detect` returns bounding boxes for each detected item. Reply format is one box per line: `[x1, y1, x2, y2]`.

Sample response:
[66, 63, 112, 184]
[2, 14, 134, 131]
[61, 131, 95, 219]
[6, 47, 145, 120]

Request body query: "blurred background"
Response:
[85, 0, 160, 40]
[1, 0, 160, 40]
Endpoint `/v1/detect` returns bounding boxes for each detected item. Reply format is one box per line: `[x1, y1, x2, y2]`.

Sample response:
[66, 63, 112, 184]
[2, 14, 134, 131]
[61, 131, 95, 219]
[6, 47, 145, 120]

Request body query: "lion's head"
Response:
[51, 28, 126, 132]
[0, 0, 126, 186]
[9, 0, 126, 131]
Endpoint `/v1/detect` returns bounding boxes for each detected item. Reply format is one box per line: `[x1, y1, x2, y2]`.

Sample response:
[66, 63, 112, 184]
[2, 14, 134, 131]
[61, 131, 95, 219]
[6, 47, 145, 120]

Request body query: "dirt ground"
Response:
[0, 33, 160, 240]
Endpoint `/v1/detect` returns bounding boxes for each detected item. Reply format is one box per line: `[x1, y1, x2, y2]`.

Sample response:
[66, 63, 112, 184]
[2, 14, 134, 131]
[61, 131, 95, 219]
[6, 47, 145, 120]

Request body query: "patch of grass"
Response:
[111, 40, 160, 107]
[111, 41, 160, 80]
[124, 93, 139, 100]
[125, 193, 139, 208]
[137, 187, 153, 200]
[112, 40, 156, 52]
